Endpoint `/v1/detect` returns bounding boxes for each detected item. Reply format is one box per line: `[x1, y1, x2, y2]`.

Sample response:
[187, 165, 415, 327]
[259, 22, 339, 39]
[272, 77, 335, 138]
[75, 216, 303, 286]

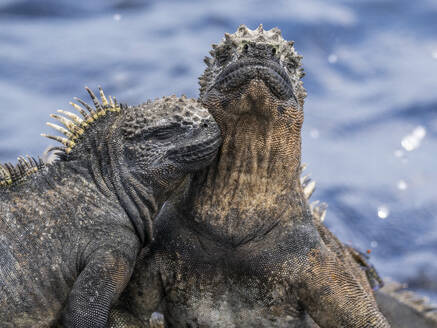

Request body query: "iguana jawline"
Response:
[190, 75, 306, 246]
[213, 59, 294, 101]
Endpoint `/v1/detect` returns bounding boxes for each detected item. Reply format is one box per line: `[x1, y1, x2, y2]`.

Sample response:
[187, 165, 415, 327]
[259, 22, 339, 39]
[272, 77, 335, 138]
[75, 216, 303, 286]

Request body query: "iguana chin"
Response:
[0, 89, 221, 328]
[108, 25, 392, 328]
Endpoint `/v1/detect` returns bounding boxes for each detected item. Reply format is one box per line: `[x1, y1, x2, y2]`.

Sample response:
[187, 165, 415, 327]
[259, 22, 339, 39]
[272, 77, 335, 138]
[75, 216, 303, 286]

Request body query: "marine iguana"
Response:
[108, 25, 394, 327]
[0, 89, 221, 327]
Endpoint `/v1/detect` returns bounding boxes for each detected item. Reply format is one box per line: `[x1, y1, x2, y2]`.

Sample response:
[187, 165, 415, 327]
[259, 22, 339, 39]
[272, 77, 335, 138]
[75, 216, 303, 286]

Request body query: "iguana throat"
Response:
[189, 77, 307, 244]
[186, 25, 309, 243]
[207, 79, 302, 190]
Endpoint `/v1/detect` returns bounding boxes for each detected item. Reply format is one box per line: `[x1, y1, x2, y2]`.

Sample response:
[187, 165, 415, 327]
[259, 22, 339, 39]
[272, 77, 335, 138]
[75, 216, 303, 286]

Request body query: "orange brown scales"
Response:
[194, 26, 307, 240]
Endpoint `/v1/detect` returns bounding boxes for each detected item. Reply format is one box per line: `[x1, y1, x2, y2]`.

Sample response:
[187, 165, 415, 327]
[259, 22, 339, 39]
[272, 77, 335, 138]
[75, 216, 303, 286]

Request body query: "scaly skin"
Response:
[310, 192, 437, 328]
[109, 25, 390, 327]
[115, 179, 437, 328]
[0, 90, 221, 327]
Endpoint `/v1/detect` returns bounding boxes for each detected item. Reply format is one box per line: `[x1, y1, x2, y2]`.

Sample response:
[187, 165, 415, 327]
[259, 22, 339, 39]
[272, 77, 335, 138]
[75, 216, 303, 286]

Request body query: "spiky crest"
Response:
[41, 87, 121, 156]
[0, 156, 44, 187]
[300, 163, 328, 222]
[199, 24, 306, 98]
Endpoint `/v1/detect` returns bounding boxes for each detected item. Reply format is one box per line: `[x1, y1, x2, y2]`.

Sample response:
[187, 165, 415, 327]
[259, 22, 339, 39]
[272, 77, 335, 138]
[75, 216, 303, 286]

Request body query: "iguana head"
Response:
[43, 89, 221, 244]
[199, 24, 306, 110]
[120, 95, 221, 197]
[199, 25, 306, 180]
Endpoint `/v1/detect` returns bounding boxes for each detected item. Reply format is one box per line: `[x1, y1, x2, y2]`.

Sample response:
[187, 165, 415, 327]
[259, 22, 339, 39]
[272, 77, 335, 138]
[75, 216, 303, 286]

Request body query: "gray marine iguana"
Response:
[107, 25, 394, 328]
[0, 89, 221, 327]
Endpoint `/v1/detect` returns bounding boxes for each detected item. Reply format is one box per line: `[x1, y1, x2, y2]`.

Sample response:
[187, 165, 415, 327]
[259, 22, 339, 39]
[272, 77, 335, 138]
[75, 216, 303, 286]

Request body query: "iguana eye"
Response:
[152, 125, 181, 140]
[153, 129, 173, 140]
[286, 61, 296, 72]
[218, 54, 229, 65]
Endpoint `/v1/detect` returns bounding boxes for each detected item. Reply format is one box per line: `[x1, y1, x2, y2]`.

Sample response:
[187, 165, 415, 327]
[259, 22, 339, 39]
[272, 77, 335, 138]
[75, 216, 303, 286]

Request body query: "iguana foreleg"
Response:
[108, 250, 164, 328]
[62, 248, 136, 328]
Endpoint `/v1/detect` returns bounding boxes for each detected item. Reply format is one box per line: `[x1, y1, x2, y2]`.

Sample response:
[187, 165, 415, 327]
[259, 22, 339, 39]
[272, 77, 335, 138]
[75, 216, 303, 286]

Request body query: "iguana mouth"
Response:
[213, 59, 294, 100]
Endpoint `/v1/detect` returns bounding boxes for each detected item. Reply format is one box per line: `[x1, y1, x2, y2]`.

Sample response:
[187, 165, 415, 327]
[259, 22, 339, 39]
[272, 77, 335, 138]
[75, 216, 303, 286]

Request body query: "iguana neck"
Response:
[92, 122, 157, 245]
[187, 113, 311, 243]
[52, 121, 156, 245]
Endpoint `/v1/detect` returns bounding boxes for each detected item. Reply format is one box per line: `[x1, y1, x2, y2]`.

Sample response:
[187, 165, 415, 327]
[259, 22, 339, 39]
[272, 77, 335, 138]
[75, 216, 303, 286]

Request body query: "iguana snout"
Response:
[122, 96, 221, 184]
[168, 133, 221, 168]
[213, 57, 294, 101]
[198, 25, 306, 142]
[119, 95, 221, 211]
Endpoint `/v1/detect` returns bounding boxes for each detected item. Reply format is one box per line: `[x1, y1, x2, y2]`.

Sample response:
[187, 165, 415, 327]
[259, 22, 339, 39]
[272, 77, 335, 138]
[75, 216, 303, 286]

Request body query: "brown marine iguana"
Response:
[108, 25, 395, 327]
[0, 89, 221, 327]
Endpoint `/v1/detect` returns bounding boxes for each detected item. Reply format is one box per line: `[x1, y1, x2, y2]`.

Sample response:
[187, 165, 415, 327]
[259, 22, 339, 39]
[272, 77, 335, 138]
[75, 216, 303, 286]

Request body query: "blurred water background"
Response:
[0, 0, 436, 302]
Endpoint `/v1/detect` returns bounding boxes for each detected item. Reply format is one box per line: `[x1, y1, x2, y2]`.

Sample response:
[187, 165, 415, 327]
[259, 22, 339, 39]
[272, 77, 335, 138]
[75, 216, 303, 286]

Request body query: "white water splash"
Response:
[401, 126, 426, 151]
[310, 128, 320, 139]
[377, 205, 390, 219]
[394, 149, 404, 158]
[397, 179, 408, 191]
[328, 54, 338, 64]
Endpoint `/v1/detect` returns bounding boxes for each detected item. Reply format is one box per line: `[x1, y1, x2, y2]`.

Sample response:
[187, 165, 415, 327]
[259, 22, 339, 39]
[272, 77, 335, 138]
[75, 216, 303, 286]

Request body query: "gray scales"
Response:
[0, 89, 221, 327]
[108, 25, 437, 328]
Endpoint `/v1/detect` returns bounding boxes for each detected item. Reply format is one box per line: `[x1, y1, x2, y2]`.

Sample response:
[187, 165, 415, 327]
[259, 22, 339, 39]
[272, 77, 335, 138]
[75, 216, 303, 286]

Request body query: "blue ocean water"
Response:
[0, 0, 436, 302]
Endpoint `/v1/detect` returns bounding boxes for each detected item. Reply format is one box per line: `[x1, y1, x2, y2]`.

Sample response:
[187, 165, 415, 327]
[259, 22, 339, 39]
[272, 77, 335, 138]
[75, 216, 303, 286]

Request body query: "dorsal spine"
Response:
[0, 87, 121, 188]
[41, 87, 121, 155]
[0, 156, 44, 187]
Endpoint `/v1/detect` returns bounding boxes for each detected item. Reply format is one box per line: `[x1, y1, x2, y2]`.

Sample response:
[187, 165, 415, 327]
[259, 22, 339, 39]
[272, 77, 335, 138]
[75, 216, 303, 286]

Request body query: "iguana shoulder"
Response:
[303, 167, 437, 327]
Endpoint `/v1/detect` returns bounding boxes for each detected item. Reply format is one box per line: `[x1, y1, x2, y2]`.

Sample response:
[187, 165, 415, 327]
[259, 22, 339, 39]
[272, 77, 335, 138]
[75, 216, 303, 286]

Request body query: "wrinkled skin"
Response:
[109, 25, 391, 327]
[0, 93, 221, 327]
